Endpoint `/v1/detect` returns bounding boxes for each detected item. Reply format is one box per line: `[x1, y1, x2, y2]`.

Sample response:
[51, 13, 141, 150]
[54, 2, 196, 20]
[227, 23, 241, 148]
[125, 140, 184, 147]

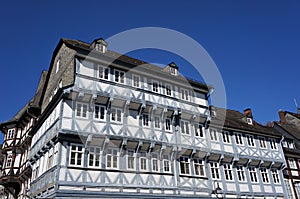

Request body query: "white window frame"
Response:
[260, 168, 270, 183]
[114, 69, 125, 84]
[194, 124, 204, 138]
[288, 158, 296, 169]
[209, 128, 218, 141]
[194, 159, 205, 177]
[6, 154, 12, 167]
[132, 74, 140, 88]
[89, 147, 101, 168]
[249, 167, 258, 183]
[271, 168, 280, 184]
[236, 165, 246, 182]
[223, 163, 233, 181]
[94, 105, 106, 120]
[222, 131, 231, 143]
[98, 65, 109, 80]
[154, 116, 161, 129]
[106, 148, 119, 169]
[142, 113, 150, 127]
[151, 153, 159, 172]
[246, 118, 253, 125]
[235, 133, 243, 145]
[111, 107, 122, 123]
[180, 88, 189, 101]
[247, 135, 255, 147]
[180, 156, 190, 175]
[270, 138, 277, 150]
[210, 162, 220, 179]
[140, 152, 147, 171]
[259, 137, 266, 148]
[69, 144, 84, 167]
[7, 129, 15, 139]
[165, 118, 172, 132]
[163, 154, 171, 173]
[152, 80, 159, 93]
[181, 120, 190, 135]
[127, 150, 135, 170]
[47, 149, 54, 170]
[76, 102, 88, 118]
[165, 84, 172, 96]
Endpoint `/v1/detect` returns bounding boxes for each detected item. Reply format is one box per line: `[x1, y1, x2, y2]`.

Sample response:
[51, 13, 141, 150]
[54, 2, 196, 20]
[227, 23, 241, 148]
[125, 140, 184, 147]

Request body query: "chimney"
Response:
[298, 108, 300, 115]
[243, 108, 253, 118]
[278, 109, 286, 123]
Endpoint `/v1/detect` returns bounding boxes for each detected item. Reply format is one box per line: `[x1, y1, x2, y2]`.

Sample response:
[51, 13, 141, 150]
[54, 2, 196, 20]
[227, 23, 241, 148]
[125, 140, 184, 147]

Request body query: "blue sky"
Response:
[0, 1, 300, 141]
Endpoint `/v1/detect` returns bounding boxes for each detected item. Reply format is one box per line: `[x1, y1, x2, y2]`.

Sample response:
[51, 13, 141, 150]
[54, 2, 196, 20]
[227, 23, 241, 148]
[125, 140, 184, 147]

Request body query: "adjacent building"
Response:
[0, 37, 290, 198]
[274, 109, 300, 199]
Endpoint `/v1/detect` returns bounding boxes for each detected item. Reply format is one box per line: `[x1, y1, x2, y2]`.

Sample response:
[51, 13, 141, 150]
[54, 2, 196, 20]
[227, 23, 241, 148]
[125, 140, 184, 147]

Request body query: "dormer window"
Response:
[96, 44, 106, 53]
[7, 129, 15, 139]
[169, 67, 177, 75]
[164, 62, 178, 76]
[92, 38, 108, 53]
[246, 118, 253, 125]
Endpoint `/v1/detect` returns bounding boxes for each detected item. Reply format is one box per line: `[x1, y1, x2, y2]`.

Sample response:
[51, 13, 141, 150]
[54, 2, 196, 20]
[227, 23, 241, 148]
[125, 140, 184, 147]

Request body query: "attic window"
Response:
[246, 118, 253, 125]
[96, 44, 106, 53]
[169, 67, 177, 75]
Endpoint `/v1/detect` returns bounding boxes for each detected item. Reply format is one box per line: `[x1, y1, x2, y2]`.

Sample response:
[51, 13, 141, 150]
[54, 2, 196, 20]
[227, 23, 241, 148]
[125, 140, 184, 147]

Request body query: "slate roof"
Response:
[61, 38, 211, 92]
[211, 107, 281, 136]
[0, 70, 47, 126]
[275, 121, 300, 140]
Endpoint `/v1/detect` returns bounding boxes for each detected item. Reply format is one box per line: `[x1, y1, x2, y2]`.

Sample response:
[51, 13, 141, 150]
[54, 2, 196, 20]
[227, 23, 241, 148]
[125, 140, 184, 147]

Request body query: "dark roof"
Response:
[211, 107, 281, 137]
[274, 121, 300, 140]
[0, 70, 47, 125]
[285, 111, 300, 120]
[61, 38, 211, 92]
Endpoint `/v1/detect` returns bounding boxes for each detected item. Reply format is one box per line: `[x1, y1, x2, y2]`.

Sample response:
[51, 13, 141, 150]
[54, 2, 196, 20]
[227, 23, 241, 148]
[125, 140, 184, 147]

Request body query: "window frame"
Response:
[249, 167, 258, 183]
[151, 153, 159, 172]
[142, 113, 150, 127]
[236, 165, 246, 182]
[94, 104, 106, 121]
[69, 144, 84, 167]
[180, 120, 190, 135]
[259, 137, 267, 148]
[180, 156, 190, 175]
[106, 148, 119, 169]
[210, 162, 220, 180]
[165, 118, 172, 132]
[209, 128, 218, 141]
[76, 102, 88, 118]
[88, 146, 101, 168]
[194, 159, 205, 177]
[114, 69, 125, 84]
[194, 124, 204, 138]
[271, 168, 280, 184]
[111, 107, 122, 123]
[180, 88, 189, 101]
[163, 154, 171, 173]
[127, 150, 135, 170]
[152, 80, 159, 93]
[165, 84, 172, 96]
[6, 154, 12, 167]
[154, 116, 161, 129]
[223, 163, 233, 181]
[247, 135, 255, 147]
[222, 131, 231, 143]
[235, 133, 243, 145]
[98, 65, 109, 80]
[260, 168, 270, 183]
[7, 129, 15, 139]
[132, 74, 140, 88]
[139, 151, 148, 171]
[270, 138, 277, 150]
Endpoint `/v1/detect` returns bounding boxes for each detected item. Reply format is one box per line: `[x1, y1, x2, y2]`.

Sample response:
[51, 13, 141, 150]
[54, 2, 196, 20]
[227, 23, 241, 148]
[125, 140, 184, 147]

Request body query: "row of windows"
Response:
[69, 145, 280, 184]
[288, 158, 300, 170]
[87, 63, 193, 101]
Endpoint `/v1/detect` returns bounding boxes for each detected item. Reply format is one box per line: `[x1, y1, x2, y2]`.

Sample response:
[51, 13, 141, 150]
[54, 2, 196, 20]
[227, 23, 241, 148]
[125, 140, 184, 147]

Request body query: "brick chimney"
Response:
[278, 109, 286, 123]
[243, 108, 253, 118]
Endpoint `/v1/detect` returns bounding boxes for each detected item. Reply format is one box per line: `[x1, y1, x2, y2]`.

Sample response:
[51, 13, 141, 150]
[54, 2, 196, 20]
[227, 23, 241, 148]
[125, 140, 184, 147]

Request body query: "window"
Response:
[235, 133, 243, 145]
[142, 114, 149, 127]
[99, 65, 109, 80]
[165, 118, 172, 132]
[249, 167, 258, 182]
[287, 140, 294, 149]
[259, 137, 266, 148]
[89, 147, 101, 167]
[132, 75, 140, 88]
[6, 154, 12, 167]
[260, 168, 269, 183]
[180, 157, 190, 175]
[271, 169, 280, 184]
[289, 158, 296, 169]
[106, 148, 118, 169]
[127, 150, 135, 170]
[181, 120, 190, 135]
[194, 124, 204, 137]
[224, 164, 233, 181]
[236, 165, 246, 182]
[152, 153, 159, 172]
[246, 118, 253, 125]
[55, 59, 60, 73]
[209, 128, 218, 141]
[194, 159, 205, 176]
[210, 162, 220, 179]
[94, 105, 105, 120]
[114, 70, 125, 84]
[47, 150, 53, 169]
[76, 103, 88, 118]
[70, 144, 84, 166]
[152, 81, 159, 93]
[222, 131, 231, 143]
[111, 108, 122, 123]
[154, 116, 160, 129]
[140, 152, 147, 171]
[270, 139, 277, 150]
[247, 135, 255, 147]
[163, 155, 170, 172]
[165, 84, 172, 96]
[7, 129, 15, 139]
[181, 89, 189, 101]
[169, 67, 177, 75]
